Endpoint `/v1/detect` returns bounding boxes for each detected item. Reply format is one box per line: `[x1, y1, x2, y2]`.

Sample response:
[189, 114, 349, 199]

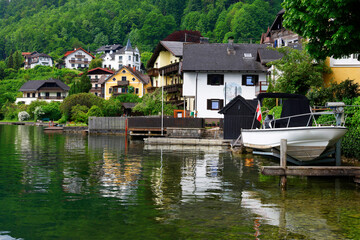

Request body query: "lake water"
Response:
[0, 125, 359, 239]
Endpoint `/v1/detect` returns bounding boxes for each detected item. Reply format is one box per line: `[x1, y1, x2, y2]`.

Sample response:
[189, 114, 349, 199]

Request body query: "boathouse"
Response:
[219, 95, 258, 139]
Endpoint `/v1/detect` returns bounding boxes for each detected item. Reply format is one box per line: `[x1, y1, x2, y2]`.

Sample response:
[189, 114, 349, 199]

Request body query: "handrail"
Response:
[265, 111, 337, 129]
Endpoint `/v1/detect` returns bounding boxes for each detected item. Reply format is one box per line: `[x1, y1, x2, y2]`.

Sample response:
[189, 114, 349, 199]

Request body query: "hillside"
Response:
[0, 0, 281, 60]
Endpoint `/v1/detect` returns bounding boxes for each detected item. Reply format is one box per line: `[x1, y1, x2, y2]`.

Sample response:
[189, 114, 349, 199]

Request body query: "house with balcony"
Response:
[146, 41, 185, 106]
[15, 78, 70, 105]
[95, 44, 123, 55]
[80, 67, 114, 98]
[23, 52, 53, 69]
[182, 40, 269, 120]
[63, 47, 94, 69]
[101, 39, 141, 71]
[103, 66, 151, 100]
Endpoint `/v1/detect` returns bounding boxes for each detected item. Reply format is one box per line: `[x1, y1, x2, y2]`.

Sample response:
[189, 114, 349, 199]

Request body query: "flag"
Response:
[256, 102, 262, 122]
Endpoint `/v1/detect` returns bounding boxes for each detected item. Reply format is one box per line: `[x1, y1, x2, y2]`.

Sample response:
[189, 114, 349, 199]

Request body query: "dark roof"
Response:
[257, 48, 283, 65]
[18, 78, 70, 92]
[125, 39, 133, 51]
[219, 95, 256, 114]
[257, 93, 307, 102]
[182, 43, 268, 72]
[95, 44, 123, 53]
[31, 53, 52, 59]
[147, 41, 184, 68]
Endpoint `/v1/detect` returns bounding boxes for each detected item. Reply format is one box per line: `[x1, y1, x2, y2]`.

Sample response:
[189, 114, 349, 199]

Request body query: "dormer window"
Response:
[244, 53, 252, 58]
[122, 70, 126, 73]
[113, 78, 116, 81]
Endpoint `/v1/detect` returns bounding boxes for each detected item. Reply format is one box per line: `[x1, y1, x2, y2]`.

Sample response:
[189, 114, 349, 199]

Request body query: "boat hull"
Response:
[241, 126, 348, 161]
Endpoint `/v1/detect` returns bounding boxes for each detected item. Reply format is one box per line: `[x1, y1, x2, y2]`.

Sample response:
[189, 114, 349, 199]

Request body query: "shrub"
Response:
[71, 104, 89, 123]
[42, 101, 62, 121]
[27, 100, 48, 119]
[87, 105, 103, 117]
[33, 106, 45, 121]
[102, 98, 123, 116]
[60, 93, 104, 120]
[58, 115, 67, 124]
[18, 111, 30, 121]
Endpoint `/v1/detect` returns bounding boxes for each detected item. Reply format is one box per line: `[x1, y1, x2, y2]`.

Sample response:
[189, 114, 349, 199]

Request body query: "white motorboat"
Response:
[240, 93, 348, 162]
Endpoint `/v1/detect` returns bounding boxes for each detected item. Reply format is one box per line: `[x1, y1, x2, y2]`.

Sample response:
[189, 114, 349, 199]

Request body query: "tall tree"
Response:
[283, 0, 360, 60]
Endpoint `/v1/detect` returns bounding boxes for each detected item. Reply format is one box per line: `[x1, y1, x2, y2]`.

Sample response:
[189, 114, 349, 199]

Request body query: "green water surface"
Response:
[0, 125, 359, 239]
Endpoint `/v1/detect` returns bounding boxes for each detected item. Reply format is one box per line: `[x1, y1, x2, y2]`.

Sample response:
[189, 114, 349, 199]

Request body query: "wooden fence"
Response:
[128, 116, 204, 129]
[88, 117, 126, 133]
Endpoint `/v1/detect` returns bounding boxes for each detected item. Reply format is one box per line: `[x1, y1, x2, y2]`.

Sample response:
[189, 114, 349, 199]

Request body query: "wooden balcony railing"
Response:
[159, 62, 180, 75]
[147, 68, 159, 77]
[75, 55, 85, 58]
[69, 60, 90, 64]
[163, 83, 182, 94]
[117, 81, 129, 86]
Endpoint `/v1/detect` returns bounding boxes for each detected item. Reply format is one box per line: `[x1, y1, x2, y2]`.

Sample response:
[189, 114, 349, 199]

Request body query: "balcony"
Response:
[159, 62, 180, 75]
[256, 81, 269, 95]
[146, 86, 158, 93]
[69, 60, 90, 64]
[147, 68, 159, 77]
[75, 54, 85, 58]
[163, 83, 182, 94]
[117, 81, 129, 86]
[38, 96, 65, 100]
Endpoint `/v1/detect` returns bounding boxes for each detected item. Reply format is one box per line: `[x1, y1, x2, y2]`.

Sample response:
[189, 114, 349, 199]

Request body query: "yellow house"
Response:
[324, 54, 360, 85]
[103, 66, 151, 100]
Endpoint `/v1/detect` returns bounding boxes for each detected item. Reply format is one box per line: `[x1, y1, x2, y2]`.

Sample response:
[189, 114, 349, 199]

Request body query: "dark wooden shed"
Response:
[219, 95, 258, 139]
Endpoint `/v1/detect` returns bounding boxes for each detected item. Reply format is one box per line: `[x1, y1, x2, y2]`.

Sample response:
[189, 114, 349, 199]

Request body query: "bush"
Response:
[27, 100, 48, 119]
[33, 106, 45, 121]
[58, 115, 67, 124]
[60, 93, 104, 120]
[42, 101, 62, 121]
[71, 104, 89, 123]
[18, 111, 30, 121]
[87, 105, 103, 117]
[102, 98, 123, 116]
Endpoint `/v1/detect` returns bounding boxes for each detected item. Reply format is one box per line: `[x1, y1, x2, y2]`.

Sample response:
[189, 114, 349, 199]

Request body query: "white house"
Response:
[24, 52, 53, 69]
[15, 78, 70, 105]
[95, 44, 123, 55]
[101, 39, 141, 71]
[182, 41, 269, 119]
[63, 47, 95, 69]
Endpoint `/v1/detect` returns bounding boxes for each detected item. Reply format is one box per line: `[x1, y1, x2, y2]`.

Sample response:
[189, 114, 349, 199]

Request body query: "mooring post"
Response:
[280, 139, 287, 189]
[335, 140, 341, 166]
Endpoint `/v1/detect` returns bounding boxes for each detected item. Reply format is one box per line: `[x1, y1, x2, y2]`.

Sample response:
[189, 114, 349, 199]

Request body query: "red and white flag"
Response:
[256, 102, 262, 122]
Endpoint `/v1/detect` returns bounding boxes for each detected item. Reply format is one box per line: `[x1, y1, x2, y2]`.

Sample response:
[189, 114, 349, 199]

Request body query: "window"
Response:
[27, 93, 30, 98]
[119, 56, 123, 61]
[244, 53, 252, 58]
[109, 65, 111, 69]
[242, 75, 259, 86]
[129, 56, 131, 61]
[136, 55, 139, 61]
[113, 78, 116, 81]
[57, 92, 61, 97]
[95, 84, 98, 89]
[122, 76, 126, 81]
[132, 78, 135, 81]
[207, 74, 224, 85]
[95, 75, 98, 79]
[207, 99, 224, 110]
[109, 88, 112, 94]
[71, 64, 75, 67]
[122, 70, 126, 73]
[122, 87, 127, 93]
[135, 88, 139, 94]
[32, 93, 35, 98]
[95, 93, 98, 96]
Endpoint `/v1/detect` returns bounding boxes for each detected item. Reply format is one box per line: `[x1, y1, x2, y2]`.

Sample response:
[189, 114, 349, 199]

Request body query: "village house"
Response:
[80, 67, 114, 98]
[63, 47, 94, 69]
[103, 66, 150, 100]
[146, 40, 185, 106]
[95, 44, 123, 55]
[23, 52, 53, 69]
[15, 78, 70, 104]
[182, 40, 270, 120]
[101, 40, 141, 71]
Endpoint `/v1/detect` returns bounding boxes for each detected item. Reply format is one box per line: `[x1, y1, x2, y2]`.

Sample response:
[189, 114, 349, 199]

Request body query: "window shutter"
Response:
[242, 75, 246, 85]
[220, 75, 224, 85]
[207, 99, 211, 110]
[219, 99, 224, 109]
[207, 75, 210, 85]
[254, 75, 259, 85]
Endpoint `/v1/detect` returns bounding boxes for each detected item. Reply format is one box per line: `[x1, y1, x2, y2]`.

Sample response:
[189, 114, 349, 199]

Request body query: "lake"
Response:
[0, 125, 359, 239]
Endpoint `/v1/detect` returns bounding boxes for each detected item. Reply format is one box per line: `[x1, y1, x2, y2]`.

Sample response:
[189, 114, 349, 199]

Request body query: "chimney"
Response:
[133, 66, 136, 72]
[227, 37, 235, 55]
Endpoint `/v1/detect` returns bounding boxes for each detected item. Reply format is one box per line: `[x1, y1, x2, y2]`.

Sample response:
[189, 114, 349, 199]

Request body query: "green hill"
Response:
[0, 0, 281, 60]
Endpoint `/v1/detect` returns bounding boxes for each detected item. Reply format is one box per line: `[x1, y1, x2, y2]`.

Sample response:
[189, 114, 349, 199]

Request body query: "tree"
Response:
[282, 0, 360, 60]
[133, 88, 176, 115]
[69, 72, 92, 95]
[89, 58, 103, 69]
[60, 93, 104, 120]
[269, 46, 331, 95]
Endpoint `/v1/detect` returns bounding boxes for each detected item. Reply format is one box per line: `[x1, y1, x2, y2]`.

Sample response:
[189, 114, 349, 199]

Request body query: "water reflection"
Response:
[1, 125, 359, 240]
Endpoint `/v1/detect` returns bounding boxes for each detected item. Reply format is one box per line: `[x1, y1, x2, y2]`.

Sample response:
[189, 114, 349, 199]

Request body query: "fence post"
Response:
[280, 139, 287, 190]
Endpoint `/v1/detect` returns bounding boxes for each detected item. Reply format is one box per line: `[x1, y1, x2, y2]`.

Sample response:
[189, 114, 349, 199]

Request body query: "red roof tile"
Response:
[64, 47, 95, 58]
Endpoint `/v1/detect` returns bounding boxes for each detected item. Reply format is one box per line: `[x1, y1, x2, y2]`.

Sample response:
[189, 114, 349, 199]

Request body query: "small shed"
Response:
[219, 95, 258, 139]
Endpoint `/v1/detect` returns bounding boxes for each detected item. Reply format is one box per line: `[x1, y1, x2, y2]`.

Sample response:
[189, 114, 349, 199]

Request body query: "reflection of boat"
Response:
[241, 93, 347, 162]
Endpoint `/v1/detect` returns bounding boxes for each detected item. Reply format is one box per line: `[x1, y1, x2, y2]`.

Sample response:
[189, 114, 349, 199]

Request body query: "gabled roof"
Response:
[125, 39, 133, 51]
[18, 78, 70, 92]
[183, 43, 268, 72]
[30, 53, 52, 59]
[219, 95, 256, 114]
[256, 48, 283, 65]
[267, 9, 285, 37]
[147, 41, 184, 68]
[95, 44, 123, 53]
[104, 66, 150, 85]
[64, 47, 95, 58]
[80, 67, 114, 75]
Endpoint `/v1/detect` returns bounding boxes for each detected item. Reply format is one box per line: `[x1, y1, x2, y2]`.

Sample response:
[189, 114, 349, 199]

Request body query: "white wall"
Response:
[30, 57, 53, 68]
[102, 49, 141, 71]
[65, 50, 93, 69]
[183, 72, 265, 118]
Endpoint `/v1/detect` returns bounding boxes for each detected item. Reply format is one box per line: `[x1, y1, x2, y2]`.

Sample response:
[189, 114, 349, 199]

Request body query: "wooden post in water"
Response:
[280, 139, 287, 189]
